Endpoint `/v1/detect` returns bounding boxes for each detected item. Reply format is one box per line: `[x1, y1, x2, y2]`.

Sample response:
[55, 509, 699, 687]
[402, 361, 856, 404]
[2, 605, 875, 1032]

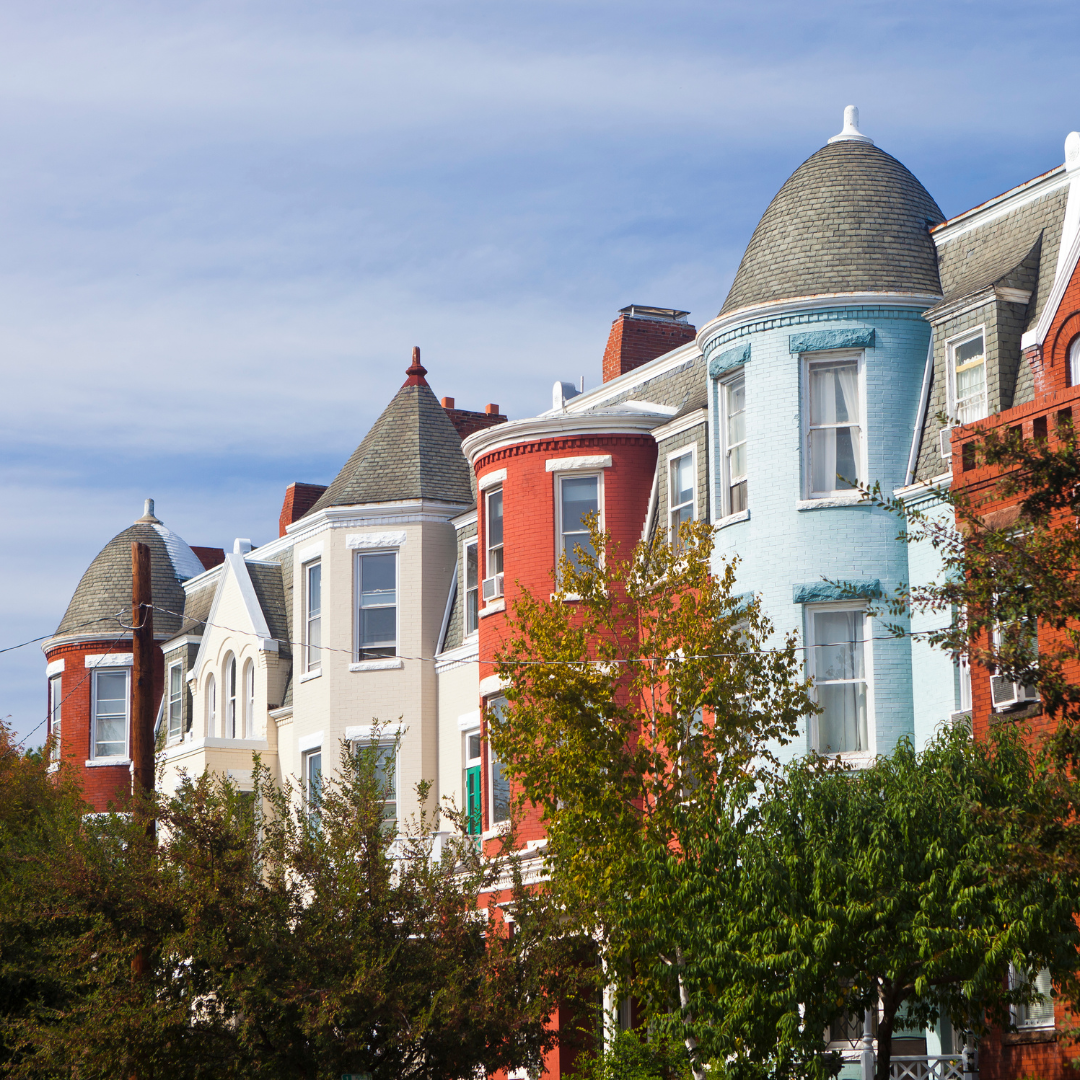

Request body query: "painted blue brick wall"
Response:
[705, 305, 932, 764]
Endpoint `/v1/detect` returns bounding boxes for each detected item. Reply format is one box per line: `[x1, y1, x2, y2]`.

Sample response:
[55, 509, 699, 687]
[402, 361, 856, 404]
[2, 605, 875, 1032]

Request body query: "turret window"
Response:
[92, 668, 129, 759]
[808, 605, 870, 756]
[48, 674, 62, 763]
[947, 329, 987, 424]
[806, 354, 864, 498]
[483, 488, 504, 602]
[557, 474, 601, 570]
[720, 374, 747, 515]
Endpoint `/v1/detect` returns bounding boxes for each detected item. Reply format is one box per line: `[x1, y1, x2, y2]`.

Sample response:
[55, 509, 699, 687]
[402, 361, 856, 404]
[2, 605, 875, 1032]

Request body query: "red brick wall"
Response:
[44, 637, 164, 812]
[474, 431, 657, 854]
[278, 482, 329, 537]
[441, 399, 508, 441]
[602, 314, 696, 383]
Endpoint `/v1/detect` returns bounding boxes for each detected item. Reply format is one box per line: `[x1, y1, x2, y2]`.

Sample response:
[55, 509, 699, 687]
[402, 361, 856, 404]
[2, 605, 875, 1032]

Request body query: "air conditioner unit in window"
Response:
[990, 674, 1039, 711]
[482, 573, 504, 602]
[939, 426, 956, 460]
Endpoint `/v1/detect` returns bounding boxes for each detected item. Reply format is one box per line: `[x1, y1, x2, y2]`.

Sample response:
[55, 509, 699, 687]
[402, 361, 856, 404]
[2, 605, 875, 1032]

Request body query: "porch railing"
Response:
[889, 1056, 964, 1080]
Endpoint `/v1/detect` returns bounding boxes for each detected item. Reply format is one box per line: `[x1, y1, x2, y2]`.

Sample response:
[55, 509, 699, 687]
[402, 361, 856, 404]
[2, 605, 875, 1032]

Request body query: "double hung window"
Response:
[483, 489, 504, 602]
[1070, 337, 1080, 388]
[487, 696, 511, 826]
[465, 540, 479, 634]
[304, 748, 322, 809]
[809, 606, 869, 755]
[357, 552, 397, 659]
[205, 675, 216, 738]
[558, 474, 600, 570]
[1013, 966, 1054, 1029]
[669, 450, 695, 542]
[92, 668, 129, 759]
[721, 374, 747, 514]
[305, 561, 322, 672]
[948, 331, 987, 424]
[225, 656, 237, 738]
[244, 661, 255, 738]
[807, 356, 863, 497]
[167, 662, 183, 742]
[48, 673, 62, 762]
[374, 743, 397, 821]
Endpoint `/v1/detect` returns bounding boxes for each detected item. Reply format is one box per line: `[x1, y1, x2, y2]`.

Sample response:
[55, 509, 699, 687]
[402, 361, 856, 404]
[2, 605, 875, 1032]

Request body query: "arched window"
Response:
[1069, 336, 1080, 388]
[244, 661, 255, 739]
[206, 674, 216, 738]
[225, 655, 237, 739]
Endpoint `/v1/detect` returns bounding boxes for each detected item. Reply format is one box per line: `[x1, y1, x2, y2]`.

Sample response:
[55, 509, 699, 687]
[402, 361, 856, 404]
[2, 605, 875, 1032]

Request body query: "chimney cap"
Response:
[617, 304, 690, 323]
[441, 396, 455, 409]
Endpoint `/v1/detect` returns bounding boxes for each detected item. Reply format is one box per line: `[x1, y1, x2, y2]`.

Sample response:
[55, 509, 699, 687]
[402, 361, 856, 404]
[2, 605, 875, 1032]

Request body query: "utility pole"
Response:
[130, 541, 155, 803]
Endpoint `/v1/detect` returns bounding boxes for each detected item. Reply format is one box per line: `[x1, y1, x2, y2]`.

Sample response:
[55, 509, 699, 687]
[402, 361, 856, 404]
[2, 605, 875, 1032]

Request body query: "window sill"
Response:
[299, 669, 322, 684]
[482, 820, 512, 841]
[716, 508, 750, 529]
[797, 496, 867, 511]
[818, 749, 874, 769]
[46, 762, 59, 774]
[1002, 1028, 1056, 1045]
[349, 658, 404, 672]
[479, 600, 505, 618]
[85, 757, 131, 768]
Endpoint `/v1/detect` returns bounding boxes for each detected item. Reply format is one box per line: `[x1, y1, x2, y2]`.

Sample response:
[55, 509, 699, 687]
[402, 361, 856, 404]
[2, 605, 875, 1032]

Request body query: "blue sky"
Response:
[3, 0, 1079, 745]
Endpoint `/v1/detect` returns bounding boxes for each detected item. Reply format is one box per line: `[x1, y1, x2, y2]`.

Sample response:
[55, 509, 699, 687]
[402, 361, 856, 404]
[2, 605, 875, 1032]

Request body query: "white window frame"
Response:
[554, 471, 605, 571]
[667, 445, 698, 544]
[484, 487, 504, 579]
[486, 695, 511, 828]
[243, 660, 255, 739]
[303, 746, 322, 808]
[1010, 965, 1055, 1030]
[718, 371, 748, 518]
[464, 538, 479, 636]
[304, 559, 322, 673]
[90, 666, 130, 761]
[225, 654, 237, 739]
[1070, 337, 1080, 388]
[802, 350, 867, 500]
[805, 602, 874, 760]
[48, 673, 62, 762]
[205, 674, 217, 739]
[945, 327, 988, 425]
[167, 661, 184, 744]
[356, 740, 398, 823]
[354, 549, 399, 662]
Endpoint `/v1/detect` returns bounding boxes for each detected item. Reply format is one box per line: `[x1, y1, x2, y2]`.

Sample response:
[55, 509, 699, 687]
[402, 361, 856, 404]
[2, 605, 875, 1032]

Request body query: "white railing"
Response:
[890, 1056, 964, 1080]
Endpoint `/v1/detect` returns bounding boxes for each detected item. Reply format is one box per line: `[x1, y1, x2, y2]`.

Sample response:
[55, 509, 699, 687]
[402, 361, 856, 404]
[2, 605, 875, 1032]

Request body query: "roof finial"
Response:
[828, 105, 874, 146]
[1066, 132, 1080, 173]
[404, 345, 429, 387]
[136, 498, 161, 524]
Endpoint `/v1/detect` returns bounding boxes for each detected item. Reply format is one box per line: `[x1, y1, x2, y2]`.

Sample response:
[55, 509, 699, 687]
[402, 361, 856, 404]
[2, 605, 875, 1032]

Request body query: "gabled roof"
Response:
[303, 351, 473, 516]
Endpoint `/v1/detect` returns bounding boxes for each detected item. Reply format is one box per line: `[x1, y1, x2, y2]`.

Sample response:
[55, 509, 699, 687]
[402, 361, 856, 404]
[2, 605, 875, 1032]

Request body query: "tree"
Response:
[635, 723, 1080, 1080]
[491, 519, 817, 1074]
[2, 733, 572, 1079]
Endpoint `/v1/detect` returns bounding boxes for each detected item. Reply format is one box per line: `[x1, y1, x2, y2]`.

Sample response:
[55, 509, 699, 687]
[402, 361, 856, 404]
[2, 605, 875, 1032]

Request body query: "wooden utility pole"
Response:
[130, 541, 155, 801]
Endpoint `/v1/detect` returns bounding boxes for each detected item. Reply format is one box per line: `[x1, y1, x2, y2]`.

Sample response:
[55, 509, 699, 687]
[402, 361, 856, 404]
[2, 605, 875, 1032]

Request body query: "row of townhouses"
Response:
[41, 107, 1080, 1079]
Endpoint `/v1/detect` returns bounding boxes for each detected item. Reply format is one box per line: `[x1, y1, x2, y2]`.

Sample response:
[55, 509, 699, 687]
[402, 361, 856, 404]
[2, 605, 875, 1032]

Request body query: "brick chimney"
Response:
[279, 482, 329, 537]
[441, 397, 508, 441]
[602, 305, 696, 383]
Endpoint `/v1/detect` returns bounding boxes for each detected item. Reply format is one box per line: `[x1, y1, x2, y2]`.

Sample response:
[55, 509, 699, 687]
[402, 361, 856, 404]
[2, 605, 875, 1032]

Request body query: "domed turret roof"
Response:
[720, 109, 944, 318]
[55, 501, 206, 641]
[303, 349, 473, 516]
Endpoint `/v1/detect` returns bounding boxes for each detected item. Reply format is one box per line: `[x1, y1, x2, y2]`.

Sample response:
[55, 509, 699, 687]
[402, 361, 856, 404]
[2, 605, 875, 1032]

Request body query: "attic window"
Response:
[948, 330, 987, 424]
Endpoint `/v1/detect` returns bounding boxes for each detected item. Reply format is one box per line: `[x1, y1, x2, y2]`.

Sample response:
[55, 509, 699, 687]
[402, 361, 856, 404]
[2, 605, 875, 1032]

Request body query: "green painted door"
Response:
[465, 765, 481, 835]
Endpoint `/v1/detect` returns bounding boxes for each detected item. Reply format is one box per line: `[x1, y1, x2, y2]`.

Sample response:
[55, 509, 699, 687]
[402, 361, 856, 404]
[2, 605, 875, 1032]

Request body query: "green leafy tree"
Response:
[491, 519, 817, 1074]
[2, 734, 573, 1079]
[634, 724, 1080, 1080]
[567, 1029, 694, 1080]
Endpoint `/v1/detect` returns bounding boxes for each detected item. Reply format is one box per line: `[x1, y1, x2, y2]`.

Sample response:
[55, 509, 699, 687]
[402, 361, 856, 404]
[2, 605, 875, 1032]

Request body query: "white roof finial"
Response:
[1065, 131, 1080, 173]
[828, 105, 874, 145]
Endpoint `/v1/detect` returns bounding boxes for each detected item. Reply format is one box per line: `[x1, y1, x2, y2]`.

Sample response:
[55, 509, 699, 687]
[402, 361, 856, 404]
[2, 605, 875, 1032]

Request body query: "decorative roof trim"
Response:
[697, 292, 941, 351]
[462, 412, 667, 467]
[345, 531, 407, 550]
[931, 165, 1067, 244]
[652, 408, 707, 442]
[789, 327, 875, 353]
[709, 342, 750, 376]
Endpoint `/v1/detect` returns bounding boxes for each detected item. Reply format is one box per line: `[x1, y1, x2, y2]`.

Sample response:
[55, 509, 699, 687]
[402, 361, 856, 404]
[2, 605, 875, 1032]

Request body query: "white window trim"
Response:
[554, 470, 605, 570]
[304, 558, 322, 674]
[1009, 965, 1055, 1030]
[46, 658, 65, 677]
[802, 350, 868, 501]
[464, 537, 480, 638]
[354, 548, 399, 663]
[48, 673, 62, 761]
[486, 696, 511, 829]
[945, 326, 988, 425]
[167, 660, 184, 744]
[84, 653, 133, 668]
[243, 660, 255, 739]
[545, 454, 612, 472]
[1069, 336, 1080, 388]
[90, 666, 130, 761]
[205, 674, 217, 739]
[805, 602, 875, 760]
[717, 371, 747, 518]
[478, 468, 506, 491]
[302, 746, 322, 804]
[484, 487, 504, 581]
[224, 654, 238, 740]
[666, 443, 698, 543]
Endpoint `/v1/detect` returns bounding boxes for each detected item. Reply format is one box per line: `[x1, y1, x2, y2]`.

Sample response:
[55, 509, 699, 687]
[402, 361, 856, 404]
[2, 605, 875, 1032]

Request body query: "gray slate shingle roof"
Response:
[304, 380, 473, 515]
[720, 141, 945, 317]
[247, 563, 291, 658]
[56, 519, 202, 640]
[176, 575, 219, 637]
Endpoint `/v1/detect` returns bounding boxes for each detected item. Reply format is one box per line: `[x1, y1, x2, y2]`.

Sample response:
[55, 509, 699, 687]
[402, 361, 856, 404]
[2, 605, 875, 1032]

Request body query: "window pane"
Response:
[727, 378, 745, 440]
[466, 543, 478, 590]
[308, 563, 321, 617]
[361, 553, 396, 599]
[955, 335, 984, 367]
[810, 362, 859, 426]
[491, 755, 510, 823]
[1019, 968, 1054, 1028]
[817, 683, 868, 753]
[729, 441, 747, 483]
[487, 489, 503, 549]
[671, 454, 694, 507]
[562, 476, 598, 529]
[361, 607, 396, 654]
[468, 733, 482, 760]
[730, 480, 748, 513]
[375, 744, 396, 819]
[813, 610, 868, 755]
[810, 426, 862, 493]
[813, 611, 864, 679]
[306, 751, 322, 805]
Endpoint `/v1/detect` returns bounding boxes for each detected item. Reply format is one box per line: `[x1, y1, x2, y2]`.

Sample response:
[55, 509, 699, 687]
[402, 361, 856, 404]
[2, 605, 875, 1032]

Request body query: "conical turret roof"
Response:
[303, 350, 473, 516]
[720, 114, 944, 318]
[55, 501, 206, 641]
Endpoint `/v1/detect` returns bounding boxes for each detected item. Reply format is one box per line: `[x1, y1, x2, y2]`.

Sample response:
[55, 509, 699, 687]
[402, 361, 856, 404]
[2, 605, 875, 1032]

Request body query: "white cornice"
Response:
[697, 292, 942, 351]
[558, 339, 701, 413]
[461, 412, 670, 467]
[179, 562, 225, 592]
[452, 509, 478, 530]
[931, 165, 1068, 245]
[653, 407, 707, 441]
[276, 499, 469, 553]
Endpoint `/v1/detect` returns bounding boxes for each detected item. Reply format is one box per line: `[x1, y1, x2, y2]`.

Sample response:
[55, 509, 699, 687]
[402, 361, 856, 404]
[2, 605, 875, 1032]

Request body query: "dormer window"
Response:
[948, 330, 987, 424]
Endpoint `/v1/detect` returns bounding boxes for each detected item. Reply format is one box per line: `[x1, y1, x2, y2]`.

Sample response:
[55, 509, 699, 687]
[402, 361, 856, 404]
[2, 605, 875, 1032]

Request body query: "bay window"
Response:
[305, 560, 322, 672]
[357, 552, 397, 659]
[92, 667, 129, 759]
[807, 355, 863, 497]
[808, 606, 869, 755]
